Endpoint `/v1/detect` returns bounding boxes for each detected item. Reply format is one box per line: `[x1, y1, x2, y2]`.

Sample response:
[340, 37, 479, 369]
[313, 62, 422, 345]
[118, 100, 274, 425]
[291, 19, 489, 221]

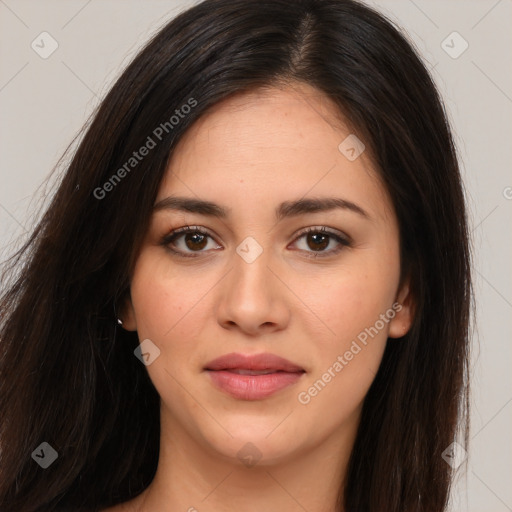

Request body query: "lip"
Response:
[204, 352, 305, 400]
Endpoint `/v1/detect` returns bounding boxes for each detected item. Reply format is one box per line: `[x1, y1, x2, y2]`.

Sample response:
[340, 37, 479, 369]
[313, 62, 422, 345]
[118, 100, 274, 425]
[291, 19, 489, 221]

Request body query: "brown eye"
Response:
[305, 232, 330, 251]
[161, 226, 221, 258]
[183, 232, 208, 251]
[292, 227, 351, 258]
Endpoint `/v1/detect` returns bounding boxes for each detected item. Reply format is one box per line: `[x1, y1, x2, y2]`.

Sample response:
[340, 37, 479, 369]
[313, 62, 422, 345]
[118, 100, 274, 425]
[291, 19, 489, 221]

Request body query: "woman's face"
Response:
[123, 83, 412, 467]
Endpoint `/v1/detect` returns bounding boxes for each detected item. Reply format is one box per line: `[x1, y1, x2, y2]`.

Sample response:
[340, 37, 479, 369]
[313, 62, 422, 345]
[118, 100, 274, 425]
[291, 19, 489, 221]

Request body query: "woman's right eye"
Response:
[161, 226, 222, 258]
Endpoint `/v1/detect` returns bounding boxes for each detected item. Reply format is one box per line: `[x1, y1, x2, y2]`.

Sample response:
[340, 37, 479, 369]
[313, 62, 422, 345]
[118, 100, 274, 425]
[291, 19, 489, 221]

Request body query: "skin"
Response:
[104, 82, 413, 512]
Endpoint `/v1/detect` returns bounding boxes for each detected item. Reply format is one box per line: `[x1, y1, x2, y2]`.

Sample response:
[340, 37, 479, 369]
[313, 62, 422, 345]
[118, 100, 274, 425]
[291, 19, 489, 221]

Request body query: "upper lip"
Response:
[204, 352, 305, 372]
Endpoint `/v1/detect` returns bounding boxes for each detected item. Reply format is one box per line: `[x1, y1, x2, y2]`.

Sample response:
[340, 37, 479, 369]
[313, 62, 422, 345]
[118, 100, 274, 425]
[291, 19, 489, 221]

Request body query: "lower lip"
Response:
[206, 370, 304, 400]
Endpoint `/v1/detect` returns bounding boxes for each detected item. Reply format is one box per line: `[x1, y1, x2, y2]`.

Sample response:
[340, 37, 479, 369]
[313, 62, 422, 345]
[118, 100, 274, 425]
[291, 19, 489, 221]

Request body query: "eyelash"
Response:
[160, 225, 351, 259]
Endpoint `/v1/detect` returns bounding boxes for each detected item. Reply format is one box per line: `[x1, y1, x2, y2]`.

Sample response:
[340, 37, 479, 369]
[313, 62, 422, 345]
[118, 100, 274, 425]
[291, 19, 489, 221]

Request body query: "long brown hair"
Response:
[0, 1, 472, 510]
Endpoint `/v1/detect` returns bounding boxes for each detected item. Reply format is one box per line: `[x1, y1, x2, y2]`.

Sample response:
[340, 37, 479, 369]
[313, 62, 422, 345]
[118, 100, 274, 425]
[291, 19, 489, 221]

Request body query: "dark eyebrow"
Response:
[153, 196, 229, 217]
[275, 197, 369, 220]
[153, 196, 369, 220]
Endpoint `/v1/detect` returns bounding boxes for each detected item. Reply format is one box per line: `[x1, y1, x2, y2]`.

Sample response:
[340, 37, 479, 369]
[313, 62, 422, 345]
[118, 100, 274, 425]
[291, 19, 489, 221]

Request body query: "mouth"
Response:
[223, 368, 285, 375]
[204, 352, 305, 400]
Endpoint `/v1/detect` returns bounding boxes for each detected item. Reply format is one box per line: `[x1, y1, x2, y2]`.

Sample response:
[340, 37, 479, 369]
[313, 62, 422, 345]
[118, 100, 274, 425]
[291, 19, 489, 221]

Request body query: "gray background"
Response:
[0, 1, 511, 510]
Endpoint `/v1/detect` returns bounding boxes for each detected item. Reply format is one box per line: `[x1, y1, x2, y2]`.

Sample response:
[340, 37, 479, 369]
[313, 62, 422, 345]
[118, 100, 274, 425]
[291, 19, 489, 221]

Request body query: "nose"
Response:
[215, 247, 290, 337]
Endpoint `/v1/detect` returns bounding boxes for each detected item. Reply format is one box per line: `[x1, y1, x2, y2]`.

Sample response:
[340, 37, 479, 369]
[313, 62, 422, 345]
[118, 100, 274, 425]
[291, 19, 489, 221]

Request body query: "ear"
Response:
[117, 291, 138, 332]
[388, 278, 414, 339]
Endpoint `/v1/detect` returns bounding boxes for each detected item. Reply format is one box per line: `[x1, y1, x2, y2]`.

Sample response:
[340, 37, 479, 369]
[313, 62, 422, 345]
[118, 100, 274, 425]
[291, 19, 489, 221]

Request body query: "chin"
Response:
[198, 416, 308, 467]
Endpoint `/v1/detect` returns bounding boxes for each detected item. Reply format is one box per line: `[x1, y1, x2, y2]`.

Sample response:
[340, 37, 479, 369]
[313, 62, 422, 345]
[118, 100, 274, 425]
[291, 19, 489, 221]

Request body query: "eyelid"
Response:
[164, 224, 215, 239]
[292, 225, 351, 244]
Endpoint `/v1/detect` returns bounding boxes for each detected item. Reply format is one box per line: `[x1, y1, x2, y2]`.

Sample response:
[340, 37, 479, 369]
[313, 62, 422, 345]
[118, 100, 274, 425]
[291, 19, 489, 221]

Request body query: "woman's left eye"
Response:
[291, 227, 351, 258]
[161, 225, 350, 258]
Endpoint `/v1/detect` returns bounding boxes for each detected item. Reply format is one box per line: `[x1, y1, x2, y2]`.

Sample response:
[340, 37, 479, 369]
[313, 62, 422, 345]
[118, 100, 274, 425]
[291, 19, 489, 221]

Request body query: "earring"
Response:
[117, 318, 123, 326]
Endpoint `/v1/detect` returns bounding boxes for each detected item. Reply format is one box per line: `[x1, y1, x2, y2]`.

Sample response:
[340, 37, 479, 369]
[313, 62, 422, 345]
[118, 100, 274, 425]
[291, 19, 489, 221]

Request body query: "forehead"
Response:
[171, 83, 352, 165]
[157, 83, 394, 224]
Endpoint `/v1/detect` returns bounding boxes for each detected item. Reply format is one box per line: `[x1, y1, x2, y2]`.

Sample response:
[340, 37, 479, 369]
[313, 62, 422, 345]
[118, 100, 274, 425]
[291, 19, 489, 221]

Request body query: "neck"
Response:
[131, 407, 356, 512]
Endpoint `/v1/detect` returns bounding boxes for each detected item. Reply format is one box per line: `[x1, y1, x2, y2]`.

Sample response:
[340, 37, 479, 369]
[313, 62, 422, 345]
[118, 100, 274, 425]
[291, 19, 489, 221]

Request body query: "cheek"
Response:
[295, 251, 400, 401]
[128, 258, 211, 398]
[294, 272, 394, 427]
[129, 252, 222, 364]
[129, 256, 187, 343]
[302, 264, 398, 348]
[130, 274, 179, 338]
